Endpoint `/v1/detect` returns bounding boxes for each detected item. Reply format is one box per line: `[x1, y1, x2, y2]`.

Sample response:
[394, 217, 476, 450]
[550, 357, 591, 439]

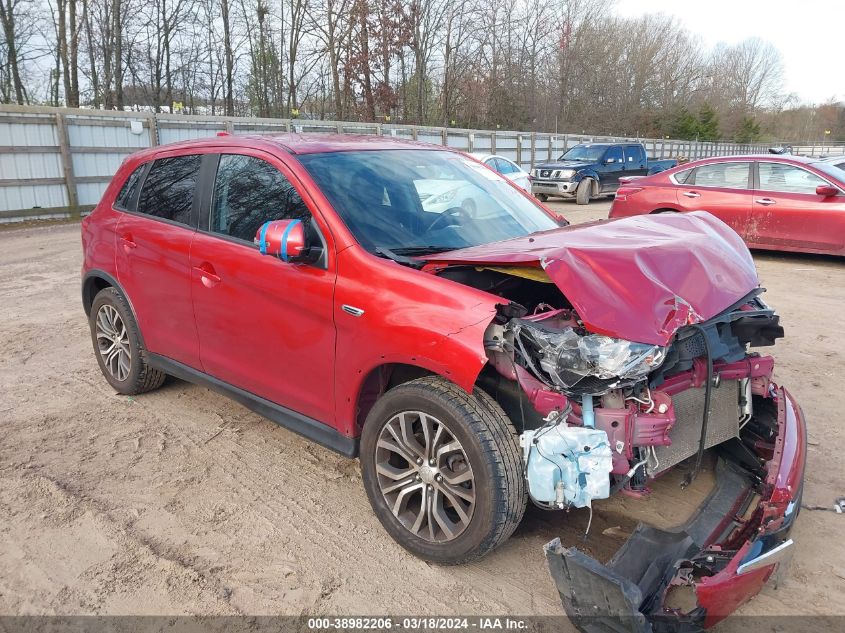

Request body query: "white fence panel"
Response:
[1, 104, 842, 221]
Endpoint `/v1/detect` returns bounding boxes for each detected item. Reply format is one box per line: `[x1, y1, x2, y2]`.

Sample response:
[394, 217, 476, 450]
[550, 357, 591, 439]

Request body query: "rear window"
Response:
[114, 164, 145, 210]
[137, 155, 202, 225]
[624, 146, 644, 163]
[673, 168, 693, 184]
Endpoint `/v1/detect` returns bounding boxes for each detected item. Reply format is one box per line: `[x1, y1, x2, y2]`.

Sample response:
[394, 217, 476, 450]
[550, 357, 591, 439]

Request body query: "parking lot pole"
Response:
[55, 113, 79, 220]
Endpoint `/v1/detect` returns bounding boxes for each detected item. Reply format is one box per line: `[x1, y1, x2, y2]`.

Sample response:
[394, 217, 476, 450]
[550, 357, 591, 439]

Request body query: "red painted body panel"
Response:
[610, 154, 845, 255]
[333, 245, 499, 436]
[190, 231, 338, 424]
[747, 188, 845, 253]
[424, 211, 758, 346]
[695, 386, 806, 627]
[116, 214, 200, 366]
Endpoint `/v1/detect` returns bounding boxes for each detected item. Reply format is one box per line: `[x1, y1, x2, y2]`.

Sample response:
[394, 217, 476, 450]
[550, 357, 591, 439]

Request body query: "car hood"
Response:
[423, 211, 759, 346]
[534, 160, 595, 171]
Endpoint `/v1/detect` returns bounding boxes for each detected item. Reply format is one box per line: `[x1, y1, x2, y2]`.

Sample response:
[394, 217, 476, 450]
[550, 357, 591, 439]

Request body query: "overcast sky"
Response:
[615, 0, 842, 105]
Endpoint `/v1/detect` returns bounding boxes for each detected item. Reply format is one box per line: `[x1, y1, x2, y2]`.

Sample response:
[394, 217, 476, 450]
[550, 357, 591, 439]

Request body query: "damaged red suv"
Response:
[81, 134, 805, 630]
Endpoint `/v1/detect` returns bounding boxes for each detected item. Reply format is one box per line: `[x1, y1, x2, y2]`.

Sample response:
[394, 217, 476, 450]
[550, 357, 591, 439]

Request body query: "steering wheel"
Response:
[427, 205, 472, 233]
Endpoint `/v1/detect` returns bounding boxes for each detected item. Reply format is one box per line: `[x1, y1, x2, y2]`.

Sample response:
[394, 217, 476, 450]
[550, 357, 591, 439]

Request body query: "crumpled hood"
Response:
[424, 211, 759, 346]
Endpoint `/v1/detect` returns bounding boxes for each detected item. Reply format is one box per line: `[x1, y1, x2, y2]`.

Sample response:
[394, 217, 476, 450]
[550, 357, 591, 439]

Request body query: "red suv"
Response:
[82, 134, 805, 630]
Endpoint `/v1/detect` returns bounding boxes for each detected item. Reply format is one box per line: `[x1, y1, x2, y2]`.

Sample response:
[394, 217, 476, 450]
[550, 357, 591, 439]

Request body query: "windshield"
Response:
[558, 145, 607, 162]
[297, 149, 559, 254]
[810, 160, 845, 182]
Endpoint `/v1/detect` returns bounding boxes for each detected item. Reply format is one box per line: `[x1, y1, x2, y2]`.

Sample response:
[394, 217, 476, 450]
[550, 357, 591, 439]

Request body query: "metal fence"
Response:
[1, 104, 842, 223]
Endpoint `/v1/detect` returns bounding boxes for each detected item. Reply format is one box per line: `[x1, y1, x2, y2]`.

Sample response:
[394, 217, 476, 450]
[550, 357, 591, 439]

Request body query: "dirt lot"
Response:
[1, 199, 844, 628]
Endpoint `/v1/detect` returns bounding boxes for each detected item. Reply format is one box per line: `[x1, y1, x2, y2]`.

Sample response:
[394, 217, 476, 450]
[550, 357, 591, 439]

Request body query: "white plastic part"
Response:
[129, 120, 143, 135]
[520, 423, 613, 509]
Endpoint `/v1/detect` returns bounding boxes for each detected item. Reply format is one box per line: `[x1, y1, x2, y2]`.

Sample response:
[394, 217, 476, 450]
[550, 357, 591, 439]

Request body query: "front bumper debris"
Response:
[545, 386, 806, 632]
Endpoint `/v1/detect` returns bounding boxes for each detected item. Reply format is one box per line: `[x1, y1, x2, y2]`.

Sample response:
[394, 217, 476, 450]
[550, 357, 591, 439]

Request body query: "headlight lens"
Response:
[511, 320, 666, 395]
[430, 188, 458, 204]
[557, 169, 576, 179]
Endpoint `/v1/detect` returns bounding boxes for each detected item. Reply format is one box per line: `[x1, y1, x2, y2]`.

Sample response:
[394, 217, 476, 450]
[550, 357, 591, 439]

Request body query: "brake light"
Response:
[615, 187, 643, 202]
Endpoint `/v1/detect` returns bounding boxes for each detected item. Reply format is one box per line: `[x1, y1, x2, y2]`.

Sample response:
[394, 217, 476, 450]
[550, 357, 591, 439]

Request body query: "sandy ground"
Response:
[1, 200, 844, 627]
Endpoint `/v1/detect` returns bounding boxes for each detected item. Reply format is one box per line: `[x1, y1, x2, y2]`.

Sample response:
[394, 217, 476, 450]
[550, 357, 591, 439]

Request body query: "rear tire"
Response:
[576, 178, 593, 205]
[360, 376, 526, 564]
[89, 287, 166, 395]
[535, 193, 549, 202]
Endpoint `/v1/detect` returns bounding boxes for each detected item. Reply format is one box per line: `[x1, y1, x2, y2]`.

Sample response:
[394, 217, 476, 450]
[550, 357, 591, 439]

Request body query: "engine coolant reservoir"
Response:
[519, 424, 613, 508]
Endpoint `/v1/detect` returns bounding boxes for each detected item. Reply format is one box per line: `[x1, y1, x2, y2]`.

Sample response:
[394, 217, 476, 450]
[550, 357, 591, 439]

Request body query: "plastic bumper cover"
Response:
[532, 180, 576, 194]
[545, 386, 806, 632]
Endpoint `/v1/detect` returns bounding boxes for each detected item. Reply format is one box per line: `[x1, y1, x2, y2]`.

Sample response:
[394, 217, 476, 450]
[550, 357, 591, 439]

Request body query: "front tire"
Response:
[89, 287, 166, 395]
[360, 376, 526, 564]
[535, 193, 549, 202]
[576, 178, 593, 205]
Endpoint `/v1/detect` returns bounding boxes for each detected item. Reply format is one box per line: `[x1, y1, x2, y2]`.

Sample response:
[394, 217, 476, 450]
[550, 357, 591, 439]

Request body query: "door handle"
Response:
[755, 198, 776, 206]
[120, 233, 137, 249]
[682, 191, 701, 198]
[193, 264, 221, 287]
[341, 304, 365, 317]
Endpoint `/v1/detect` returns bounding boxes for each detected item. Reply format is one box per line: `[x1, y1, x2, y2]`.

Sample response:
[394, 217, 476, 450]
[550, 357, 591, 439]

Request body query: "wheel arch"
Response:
[650, 207, 680, 214]
[82, 270, 146, 347]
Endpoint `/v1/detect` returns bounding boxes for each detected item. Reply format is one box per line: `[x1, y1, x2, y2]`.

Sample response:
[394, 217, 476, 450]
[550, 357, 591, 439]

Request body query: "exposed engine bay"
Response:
[437, 263, 783, 509]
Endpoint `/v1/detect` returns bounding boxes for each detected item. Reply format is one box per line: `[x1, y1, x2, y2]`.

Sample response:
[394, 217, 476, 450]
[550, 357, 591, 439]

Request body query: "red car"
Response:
[81, 134, 805, 630]
[610, 154, 845, 256]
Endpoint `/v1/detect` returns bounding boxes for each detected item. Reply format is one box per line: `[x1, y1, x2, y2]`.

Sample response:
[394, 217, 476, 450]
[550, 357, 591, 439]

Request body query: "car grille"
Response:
[539, 169, 552, 178]
[651, 380, 741, 474]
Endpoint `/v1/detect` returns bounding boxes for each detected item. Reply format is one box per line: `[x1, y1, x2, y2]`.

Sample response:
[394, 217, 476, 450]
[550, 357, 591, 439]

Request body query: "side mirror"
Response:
[255, 219, 306, 262]
[816, 184, 839, 197]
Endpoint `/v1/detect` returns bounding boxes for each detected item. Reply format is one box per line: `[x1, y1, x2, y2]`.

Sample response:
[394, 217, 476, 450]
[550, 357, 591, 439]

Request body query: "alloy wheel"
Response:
[374, 411, 476, 542]
[95, 304, 131, 381]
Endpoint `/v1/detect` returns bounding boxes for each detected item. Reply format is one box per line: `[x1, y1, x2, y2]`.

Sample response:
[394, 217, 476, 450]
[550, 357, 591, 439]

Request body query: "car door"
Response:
[600, 146, 625, 192]
[623, 145, 648, 177]
[748, 161, 845, 253]
[115, 153, 203, 368]
[189, 150, 338, 425]
[674, 161, 753, 237]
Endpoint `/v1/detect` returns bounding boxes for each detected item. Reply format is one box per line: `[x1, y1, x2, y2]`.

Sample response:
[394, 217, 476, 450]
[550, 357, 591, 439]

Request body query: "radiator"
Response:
[652, 380, 741, 474]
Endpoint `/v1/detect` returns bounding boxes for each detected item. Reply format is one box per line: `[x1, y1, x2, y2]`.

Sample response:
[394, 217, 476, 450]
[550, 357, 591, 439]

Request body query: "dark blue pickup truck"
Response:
[532, 142, 677, 204]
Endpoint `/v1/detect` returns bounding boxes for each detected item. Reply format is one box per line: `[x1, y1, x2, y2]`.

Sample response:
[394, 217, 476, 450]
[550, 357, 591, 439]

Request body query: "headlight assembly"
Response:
[510, 319, 666, 396]
[557, 169, 576, 179]
[430, 188, 458, 205]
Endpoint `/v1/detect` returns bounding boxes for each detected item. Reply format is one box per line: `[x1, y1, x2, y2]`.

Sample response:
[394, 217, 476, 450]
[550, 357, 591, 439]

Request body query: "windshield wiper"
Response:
[374, 247, 426, 268]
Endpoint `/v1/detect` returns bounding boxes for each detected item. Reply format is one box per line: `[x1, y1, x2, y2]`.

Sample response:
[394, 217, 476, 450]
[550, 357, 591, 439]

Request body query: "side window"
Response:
[691, 162, 750, 189]
[758, 163, 828, 194]
[114, 164, 145, 210]
[211, 154, 310, 243]
[605, 146, 623, 164]
[624, 146, 644, 163]
[499, 159, 519, 174]
[673, 168, 693, 184]
[137, 155, 201, 225]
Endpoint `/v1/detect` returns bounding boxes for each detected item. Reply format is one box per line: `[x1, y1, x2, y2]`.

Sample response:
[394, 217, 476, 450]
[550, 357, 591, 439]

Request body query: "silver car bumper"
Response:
[532, 180, 576, 195]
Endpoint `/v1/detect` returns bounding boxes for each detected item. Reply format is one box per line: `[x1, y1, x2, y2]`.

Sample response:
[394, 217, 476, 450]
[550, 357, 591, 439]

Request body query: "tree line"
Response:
[2, 0, 844, 143]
